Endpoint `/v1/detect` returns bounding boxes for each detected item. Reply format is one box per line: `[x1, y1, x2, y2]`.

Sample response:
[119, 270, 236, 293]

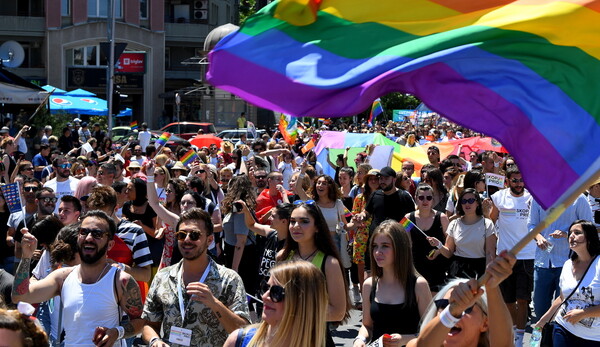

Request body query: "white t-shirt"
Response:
[491, 188, 535, 259]
[278, 161, 294, 190]
[44, 177, 80, 213]
[587, 194, 600, 229]
[138, 130, 152, 151]
[555, 257, 600, 341]
[448, 217, 494, 258]
[318, 200, 345, 233]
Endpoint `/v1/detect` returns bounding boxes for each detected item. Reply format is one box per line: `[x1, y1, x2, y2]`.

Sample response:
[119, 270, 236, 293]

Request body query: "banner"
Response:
[485, 173, 506, 188]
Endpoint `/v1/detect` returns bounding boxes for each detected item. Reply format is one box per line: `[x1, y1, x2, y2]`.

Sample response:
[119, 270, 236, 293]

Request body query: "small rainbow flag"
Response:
[399, 217, 415, 233]
[155, 132, 171, 147]
[278, 114, 298, 145]
[130, 121, 138, 130]
[367, 98, 384, 127]
[181, 149, 199, 167]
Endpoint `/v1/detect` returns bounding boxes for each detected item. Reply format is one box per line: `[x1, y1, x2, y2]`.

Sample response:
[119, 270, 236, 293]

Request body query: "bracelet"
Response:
[148, 337, 162, 347]
[354, 335, 367, 344]
[147, 175, 155, 183]
[439, 305, 462, 328]
[115, 325, 125, 340]
[117, 263, 126, 272]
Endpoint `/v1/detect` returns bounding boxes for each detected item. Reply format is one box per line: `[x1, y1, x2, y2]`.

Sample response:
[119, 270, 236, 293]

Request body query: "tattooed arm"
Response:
[93, 271, 145, 346]
[12, 230, 71, 304]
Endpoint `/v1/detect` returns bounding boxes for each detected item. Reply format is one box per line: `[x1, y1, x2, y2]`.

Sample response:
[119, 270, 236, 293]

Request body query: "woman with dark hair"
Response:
[226, 148, 243, 175]
[423, 168, 449, 213]
[123, 177, 159, 273]
[536, 220, 600, 345]
[406, 184, 450, 294]
[96, 137, 114, 162]
[0, 137, 17, 183]
[277, 201, 350, 347]
[58, 127, 74, 154]
[354, 220, 432, 346]
[428, 188, 496, 279]
[338, 167, 355, 211]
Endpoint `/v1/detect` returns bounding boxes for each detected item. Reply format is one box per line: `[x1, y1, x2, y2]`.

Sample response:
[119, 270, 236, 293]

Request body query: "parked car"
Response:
[111, 126, 133, 143]
[216, 128, 268, 144]
[116, 130, 187, 151]
[159, 122, 217, 140]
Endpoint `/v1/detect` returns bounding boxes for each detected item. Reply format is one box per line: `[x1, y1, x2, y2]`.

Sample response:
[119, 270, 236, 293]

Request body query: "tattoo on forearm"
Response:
[12, 258, 31, 296]
[215, 311, 222, 319]
[121, 321, 135, 337]
[123, 277, 143, 319]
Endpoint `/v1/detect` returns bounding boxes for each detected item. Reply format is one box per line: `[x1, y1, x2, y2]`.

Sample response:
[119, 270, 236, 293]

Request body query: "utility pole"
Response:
[106, 0, 116, 138]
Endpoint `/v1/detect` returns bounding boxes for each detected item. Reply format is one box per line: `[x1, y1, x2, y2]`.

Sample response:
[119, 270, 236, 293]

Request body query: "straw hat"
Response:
[126, 161, 142, 171]
[365, 169, 380, 180]
[171, 161, 188, 171]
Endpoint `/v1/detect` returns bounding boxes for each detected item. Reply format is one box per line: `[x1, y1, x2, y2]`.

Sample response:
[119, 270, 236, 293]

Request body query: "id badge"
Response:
[169, 326, 192, 346]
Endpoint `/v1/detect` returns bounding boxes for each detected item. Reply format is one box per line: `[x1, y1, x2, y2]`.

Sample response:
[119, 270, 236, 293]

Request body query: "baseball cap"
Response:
[379, 166, 396, 177]
[0, 127, 9, 134]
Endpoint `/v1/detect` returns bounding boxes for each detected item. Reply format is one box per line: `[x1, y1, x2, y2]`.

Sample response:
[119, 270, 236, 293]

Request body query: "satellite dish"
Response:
[0, 41, 25, 68]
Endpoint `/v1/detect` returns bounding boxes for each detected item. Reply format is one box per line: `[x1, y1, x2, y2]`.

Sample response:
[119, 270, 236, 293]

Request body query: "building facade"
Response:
[0, 0, 250, 129]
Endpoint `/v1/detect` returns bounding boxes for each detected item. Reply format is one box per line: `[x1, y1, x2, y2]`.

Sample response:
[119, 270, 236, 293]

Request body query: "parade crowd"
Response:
[0, 116, 599, 347]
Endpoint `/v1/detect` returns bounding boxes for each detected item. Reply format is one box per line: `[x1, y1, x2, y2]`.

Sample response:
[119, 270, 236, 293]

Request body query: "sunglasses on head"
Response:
[175, 230, 204, 241]
[78, 227, 108, 240]
[510, 178, 524, 183]
[461, 198, 477, 205]
[434, 299, 479, 315]
[293, 199, 315, 205]
[418, 195, 433, 201]
[23, 186, 39, 192]
[260, 280, 286, 303]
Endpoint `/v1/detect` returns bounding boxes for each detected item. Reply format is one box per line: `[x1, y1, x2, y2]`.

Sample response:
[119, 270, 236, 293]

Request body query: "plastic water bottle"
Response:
[530, 327, 542, 347]
[534, 242, 554, 268]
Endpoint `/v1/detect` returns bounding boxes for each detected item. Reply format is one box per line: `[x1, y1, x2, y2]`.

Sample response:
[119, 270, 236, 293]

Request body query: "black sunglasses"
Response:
[434, 299, 476, 315]
[461, 198, 477, 205]
[176, 230, 203, 241]
[260, 280, 286, 303]
[510, 178, 524, 183]
[78, 227, 109, 240]
[24, 186, 39, 192]
[418, 195, 433, 201]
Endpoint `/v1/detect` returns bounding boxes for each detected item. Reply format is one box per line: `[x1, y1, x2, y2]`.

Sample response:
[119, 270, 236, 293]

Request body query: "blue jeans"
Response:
[553, 322, 600, 346]
[533, 266, 562, 320]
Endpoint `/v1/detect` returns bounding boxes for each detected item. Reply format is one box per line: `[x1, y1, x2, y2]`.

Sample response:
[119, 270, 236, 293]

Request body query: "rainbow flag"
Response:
[367, 98, 384, 127]
[155, 132, 171, 147]
[207, 0, 600, 209]
[278, 114, 298, 145]
[399, 217, 415, 233]
[130, 121, 138, 130]
[181, 149, 199, 167]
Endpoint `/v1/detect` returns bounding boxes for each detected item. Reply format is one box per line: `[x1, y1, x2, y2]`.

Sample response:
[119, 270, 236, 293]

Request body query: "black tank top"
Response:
[409, 211, 449, 290]
[370, 277, 420, 340]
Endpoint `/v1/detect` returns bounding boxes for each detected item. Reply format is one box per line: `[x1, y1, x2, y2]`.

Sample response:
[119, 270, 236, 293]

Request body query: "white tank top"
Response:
[61, 265, 124, 347]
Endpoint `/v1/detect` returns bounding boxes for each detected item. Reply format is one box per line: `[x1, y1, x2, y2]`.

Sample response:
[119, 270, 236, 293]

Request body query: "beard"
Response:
[79, 242, 108, 264]
[381, 182, 395, 192]
[178, 241, 206, 261]
[56, 169, 70, 179]
[510, 186, 524, 196]
[256, 181, 267, 189]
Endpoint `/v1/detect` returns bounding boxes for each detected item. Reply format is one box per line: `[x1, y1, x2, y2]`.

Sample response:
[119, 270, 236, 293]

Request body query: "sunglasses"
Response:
[434, 299, 479, 315]
[510, 178, 524, 183]
[23, 167, 34, 171]
[23, 186, 39, 192]
[59, 163, 72, 169]
[78, 227, 108, 239]
[418, 195, 433, 201]
[198, 170, 206, 173]
[165, 189, 173, 193]
[41, 197, 58, 203]
[260, 280, 286, 303]
[461, 198, 477, 205]
[175, 230, 204, 241]
[293, 199, 315, 205]
[254, 175, 267, 179]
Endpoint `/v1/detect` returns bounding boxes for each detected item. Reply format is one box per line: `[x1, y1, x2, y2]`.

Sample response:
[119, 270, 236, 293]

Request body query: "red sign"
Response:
[116, 52, 146, 73]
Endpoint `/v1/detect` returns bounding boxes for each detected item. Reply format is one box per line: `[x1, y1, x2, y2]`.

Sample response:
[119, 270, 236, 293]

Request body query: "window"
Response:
[67, 46, 105, 67]
[140, 0, 147, 19]
[61, 0, 69, 16]
[88, 0, 122, 18]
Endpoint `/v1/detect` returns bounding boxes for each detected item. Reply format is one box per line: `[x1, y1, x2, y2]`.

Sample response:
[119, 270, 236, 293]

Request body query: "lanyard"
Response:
[177, 263, 211, 322]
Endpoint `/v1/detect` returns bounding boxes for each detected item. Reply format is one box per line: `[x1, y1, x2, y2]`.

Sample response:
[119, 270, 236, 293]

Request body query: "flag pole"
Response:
[27, 88, 54, 123]
[477, 169, 600, 287]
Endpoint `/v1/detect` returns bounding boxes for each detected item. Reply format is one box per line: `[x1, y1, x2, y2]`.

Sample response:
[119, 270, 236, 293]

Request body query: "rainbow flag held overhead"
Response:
[207, 0, 600, 209]
[181, 149, 199, 167]
[367, 98, 384, 127]
[130, 121, 138, 130]
[155, 132, 171, 148]
[278, 114, 298, 145]
[399, 217, 415, 233]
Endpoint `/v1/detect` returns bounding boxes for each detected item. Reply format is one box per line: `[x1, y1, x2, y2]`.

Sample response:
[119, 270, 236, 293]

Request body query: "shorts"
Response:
[500, 259, 534, 303]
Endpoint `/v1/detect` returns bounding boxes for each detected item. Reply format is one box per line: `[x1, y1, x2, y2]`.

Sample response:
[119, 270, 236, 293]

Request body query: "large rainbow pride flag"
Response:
[208, 0, 600, 209]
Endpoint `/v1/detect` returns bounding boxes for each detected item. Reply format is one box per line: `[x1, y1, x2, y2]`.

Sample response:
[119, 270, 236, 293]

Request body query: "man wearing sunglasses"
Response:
[43, 155, 80, 214]
[486, 166, 533, 347]
[13, 210, 145, 346]
[142, 208, 250, 347]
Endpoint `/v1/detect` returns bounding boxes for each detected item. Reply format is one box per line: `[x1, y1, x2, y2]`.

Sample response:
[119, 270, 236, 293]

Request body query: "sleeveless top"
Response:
[370, 277, 420, 341]
[288, 250, 327, 274]
[408, 211, 450, 290]
[61, 265, 125, 347]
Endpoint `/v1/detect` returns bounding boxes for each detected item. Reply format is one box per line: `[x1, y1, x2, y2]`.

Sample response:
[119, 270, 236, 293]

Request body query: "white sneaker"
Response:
[352, 286, 361, 304]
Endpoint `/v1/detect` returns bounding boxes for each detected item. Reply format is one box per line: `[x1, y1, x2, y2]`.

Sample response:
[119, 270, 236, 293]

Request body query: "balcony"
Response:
[165, 22, 215, 43]
[0, 15, 45, 37]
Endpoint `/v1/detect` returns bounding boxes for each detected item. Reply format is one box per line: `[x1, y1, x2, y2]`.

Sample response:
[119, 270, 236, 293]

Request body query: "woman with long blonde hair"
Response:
[224, 260, 329, 347]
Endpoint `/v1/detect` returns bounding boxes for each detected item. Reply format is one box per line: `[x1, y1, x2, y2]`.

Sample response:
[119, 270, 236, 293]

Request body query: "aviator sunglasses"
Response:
[175, 230, 204, 241]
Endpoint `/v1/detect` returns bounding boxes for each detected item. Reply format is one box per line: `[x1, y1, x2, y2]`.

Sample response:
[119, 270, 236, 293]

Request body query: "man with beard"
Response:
[142, 208, 250, 347]
[487, 167, 533, 347]
[12, 210, 144, 346]
[252, 167, 268, 195]
[43, 155, 79, 213]
[6, 178, 41, 270]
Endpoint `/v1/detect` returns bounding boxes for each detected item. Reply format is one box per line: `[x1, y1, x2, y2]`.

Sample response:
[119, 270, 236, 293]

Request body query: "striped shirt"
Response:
[116, 219, 153, 268]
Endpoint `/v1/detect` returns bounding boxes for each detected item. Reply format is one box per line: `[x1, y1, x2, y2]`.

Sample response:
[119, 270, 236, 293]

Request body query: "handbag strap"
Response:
[549, 255, 597, 320]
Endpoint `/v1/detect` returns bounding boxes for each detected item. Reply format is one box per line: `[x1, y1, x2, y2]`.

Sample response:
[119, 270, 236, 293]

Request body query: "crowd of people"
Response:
[0, 117, 599, 347]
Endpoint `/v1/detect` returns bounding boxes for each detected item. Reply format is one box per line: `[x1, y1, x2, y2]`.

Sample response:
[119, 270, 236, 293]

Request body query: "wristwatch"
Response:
[148, 337, 162, 347]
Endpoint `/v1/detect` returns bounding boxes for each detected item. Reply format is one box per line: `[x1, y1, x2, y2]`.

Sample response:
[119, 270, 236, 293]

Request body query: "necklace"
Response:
[299, 248, 318, 261]
[74, 263, 110, 320]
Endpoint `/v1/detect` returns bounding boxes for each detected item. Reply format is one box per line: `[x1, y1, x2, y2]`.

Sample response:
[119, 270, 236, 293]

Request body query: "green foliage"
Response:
[239, 0, 257, 24]
[29, 109, 72, 135]
[355, 93, 421, 123]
